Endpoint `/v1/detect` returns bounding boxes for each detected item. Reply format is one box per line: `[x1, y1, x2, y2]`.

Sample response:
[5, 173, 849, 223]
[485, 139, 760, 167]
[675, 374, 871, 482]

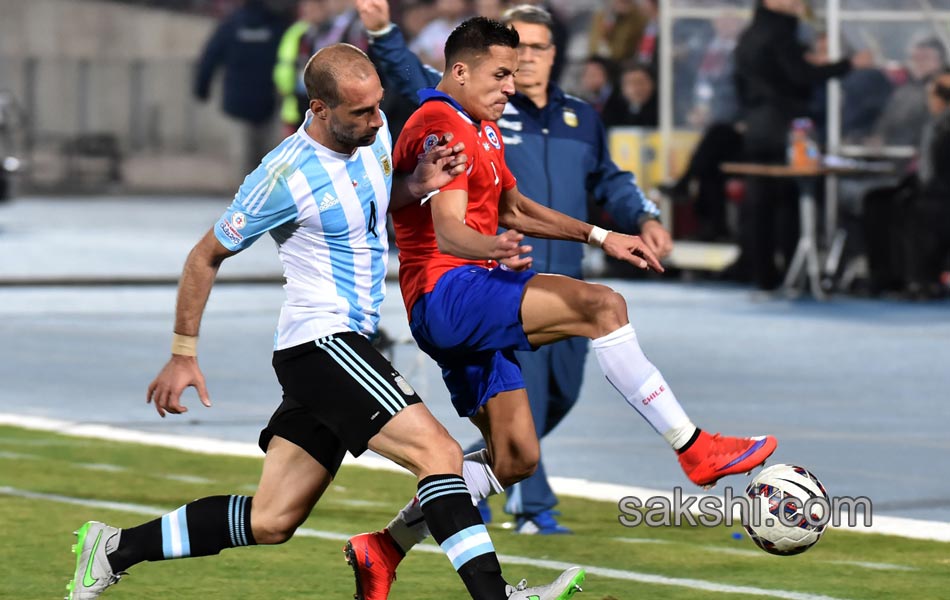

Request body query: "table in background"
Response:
[721, 162, 893, 300]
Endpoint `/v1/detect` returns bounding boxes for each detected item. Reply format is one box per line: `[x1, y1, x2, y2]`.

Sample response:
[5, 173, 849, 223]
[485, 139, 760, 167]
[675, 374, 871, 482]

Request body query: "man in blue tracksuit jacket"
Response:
[359, 1, 673, 533]
[194, 0, 289, 173]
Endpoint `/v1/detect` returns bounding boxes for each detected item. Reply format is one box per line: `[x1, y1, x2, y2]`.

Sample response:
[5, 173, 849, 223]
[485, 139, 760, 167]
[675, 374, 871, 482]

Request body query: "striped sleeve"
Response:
[214, 171, 298, 252]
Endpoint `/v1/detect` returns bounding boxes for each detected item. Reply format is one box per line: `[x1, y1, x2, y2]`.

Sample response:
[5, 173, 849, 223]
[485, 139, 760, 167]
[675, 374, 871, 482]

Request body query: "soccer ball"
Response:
[744, 464, 829, 556]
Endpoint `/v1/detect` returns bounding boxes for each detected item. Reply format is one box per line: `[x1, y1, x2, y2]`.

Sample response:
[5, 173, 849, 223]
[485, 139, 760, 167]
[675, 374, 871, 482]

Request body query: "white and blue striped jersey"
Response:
[214, 112, 394, 349]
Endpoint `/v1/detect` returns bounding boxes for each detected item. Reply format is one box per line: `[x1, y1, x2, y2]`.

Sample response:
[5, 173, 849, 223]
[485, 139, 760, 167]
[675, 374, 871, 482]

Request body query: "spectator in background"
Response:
[274, 0, 331, 135]
[661, 14, 745, 241]
[474, 0, 504, 20]
[579, 56, 618, 114]
[905, 69, 950, 297]
[588, 0, 646, 65]
[324, 0, 371, 51]
[808, 30, 893, 143]
[399, 1, 437, 42]
[194, 0, 290, 174]
[410, 0, 471, 71]
[637, 0, 712, 125]
[732, 0, 871, 290]
[602, 61, 658, 129]
[863, 68, 950, 298]
[634, 0, 659, 71]
[689, 12, 742, 128]
[873, 36, 948, 146]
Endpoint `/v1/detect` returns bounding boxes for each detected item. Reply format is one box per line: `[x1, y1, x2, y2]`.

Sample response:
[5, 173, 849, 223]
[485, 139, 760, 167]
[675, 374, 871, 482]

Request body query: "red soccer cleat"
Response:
[344, 530, 404, 600]
[678, 431, 777, 488]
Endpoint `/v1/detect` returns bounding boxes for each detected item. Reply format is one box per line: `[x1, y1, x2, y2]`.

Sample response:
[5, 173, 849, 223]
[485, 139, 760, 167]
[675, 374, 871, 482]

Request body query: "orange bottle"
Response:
[788, 118, 820, 169]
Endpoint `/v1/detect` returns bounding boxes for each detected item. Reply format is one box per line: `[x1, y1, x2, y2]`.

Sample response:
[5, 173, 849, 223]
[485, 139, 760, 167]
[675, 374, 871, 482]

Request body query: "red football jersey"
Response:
[392, 91, 517, 317]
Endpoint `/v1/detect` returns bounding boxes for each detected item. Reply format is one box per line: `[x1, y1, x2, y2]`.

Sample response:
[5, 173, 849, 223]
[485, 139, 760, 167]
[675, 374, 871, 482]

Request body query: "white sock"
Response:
[462, 448, 504, 499]
[387, 449, 503, 554]
[592, 324, 697, 450]
[386, 496, 427, 555]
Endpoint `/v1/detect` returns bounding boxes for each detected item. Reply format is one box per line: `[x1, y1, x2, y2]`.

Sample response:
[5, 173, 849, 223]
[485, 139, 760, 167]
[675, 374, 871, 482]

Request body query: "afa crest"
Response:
[380, 155, 392, 177]
[563, 109, 578, 127]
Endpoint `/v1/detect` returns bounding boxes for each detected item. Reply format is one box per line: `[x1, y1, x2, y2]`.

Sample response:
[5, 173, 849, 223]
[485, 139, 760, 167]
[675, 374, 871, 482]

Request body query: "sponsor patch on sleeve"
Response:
[219, 219, 244, 245]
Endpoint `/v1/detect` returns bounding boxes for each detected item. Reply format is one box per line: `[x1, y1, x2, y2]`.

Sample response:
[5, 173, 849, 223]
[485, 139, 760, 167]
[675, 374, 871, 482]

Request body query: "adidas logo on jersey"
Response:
[319, 192, 339, 212]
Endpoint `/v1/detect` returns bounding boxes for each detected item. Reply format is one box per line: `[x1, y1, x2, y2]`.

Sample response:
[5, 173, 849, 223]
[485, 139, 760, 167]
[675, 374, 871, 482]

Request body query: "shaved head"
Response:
[304, 43, 378, 108]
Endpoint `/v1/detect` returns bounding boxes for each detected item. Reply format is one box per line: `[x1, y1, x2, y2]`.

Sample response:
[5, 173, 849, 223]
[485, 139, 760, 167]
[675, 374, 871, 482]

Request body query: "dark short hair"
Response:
[914, 36, 948, 65]
[501, 4, 553, 33]
[586, 55, 619, 82]
[303, 43, 373, 108]
[444, 16, 520, 67]
[620, 60, 656, 82]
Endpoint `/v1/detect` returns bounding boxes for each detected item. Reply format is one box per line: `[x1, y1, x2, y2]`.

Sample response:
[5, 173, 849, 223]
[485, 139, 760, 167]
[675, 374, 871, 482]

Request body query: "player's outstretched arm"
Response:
[430, 190, 532, 263]
[498, 186, 590, 242]
[390, 133, 467, 212]
[146, 229, 237, 417]
[499, 186, 663, 272]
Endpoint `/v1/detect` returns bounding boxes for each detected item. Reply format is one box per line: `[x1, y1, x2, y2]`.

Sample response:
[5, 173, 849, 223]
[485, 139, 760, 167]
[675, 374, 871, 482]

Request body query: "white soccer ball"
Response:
[744, 464, 829, 556]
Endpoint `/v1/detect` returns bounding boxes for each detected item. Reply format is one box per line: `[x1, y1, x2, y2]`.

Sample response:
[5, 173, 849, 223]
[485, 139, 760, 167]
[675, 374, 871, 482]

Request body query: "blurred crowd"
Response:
[141, 0, 950, 147]
[186, 0, 950, 298]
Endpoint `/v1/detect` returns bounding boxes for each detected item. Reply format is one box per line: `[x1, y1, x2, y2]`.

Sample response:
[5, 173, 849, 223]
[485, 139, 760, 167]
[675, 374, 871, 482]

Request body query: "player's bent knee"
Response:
[414, 430, 464, 475]
[494, 454, 538, 487]
[576, 284, 623, 316]
[491, 443, 540, 487]
[371, 407, 464, 476]
[511, 454, 539, 483]
[588, 288, 628, 333]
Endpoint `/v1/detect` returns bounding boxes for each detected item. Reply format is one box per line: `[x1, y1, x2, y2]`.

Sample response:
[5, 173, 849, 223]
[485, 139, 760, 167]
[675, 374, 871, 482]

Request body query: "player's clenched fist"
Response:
[355, 0, 390, 32]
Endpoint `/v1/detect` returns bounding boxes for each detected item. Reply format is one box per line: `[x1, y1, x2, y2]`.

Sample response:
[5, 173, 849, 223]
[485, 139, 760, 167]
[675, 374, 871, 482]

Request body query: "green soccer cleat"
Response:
[506, 566, 585, 600]
[65, 521, 123, 599]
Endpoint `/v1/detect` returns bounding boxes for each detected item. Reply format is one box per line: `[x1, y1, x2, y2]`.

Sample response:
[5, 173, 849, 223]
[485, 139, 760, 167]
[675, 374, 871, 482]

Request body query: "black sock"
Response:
[108, 495, 256, 572]
[677, 428, 703, 454]
[417, 474, 507, 599]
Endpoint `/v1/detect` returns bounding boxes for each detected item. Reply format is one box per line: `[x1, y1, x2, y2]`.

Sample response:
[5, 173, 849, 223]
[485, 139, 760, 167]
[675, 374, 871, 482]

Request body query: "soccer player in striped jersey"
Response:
[64, 43, 582, 600]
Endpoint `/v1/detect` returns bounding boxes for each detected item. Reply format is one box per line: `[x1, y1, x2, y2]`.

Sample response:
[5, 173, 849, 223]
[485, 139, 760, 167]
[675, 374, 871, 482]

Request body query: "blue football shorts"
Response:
[410, 265, 537, 417]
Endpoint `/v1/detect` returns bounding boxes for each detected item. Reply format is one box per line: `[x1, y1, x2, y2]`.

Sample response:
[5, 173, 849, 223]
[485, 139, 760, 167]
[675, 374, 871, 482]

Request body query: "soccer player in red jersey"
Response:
[346, 17, 776, 599]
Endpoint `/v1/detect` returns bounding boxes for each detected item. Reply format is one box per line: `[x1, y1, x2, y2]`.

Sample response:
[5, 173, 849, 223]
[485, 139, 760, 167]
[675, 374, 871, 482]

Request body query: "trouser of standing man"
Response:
[738, 106, 800, 290]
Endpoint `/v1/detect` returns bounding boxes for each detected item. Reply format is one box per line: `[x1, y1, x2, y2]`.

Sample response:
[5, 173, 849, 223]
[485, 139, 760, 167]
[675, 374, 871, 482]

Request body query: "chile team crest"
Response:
[423, 134, 440, 153]
[484, 125, 501, 149]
